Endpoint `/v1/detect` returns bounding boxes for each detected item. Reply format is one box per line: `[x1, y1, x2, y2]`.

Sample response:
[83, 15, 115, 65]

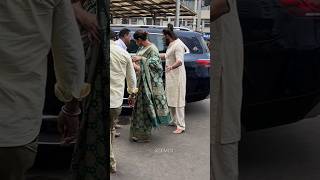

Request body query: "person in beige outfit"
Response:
[110, 30, 138, 172]
[162, 24, 190, 134]
[211, 0, 244, 179]
[0, 0, 89, 179]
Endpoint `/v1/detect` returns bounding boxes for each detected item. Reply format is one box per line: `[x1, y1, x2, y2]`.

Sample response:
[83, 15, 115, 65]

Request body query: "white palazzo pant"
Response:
[169, 107, 186, 130]
[211, 142, 239, 180]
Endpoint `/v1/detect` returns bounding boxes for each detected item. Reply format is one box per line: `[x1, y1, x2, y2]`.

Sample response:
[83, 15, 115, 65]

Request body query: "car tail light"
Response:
[196, 59, 210, 68]
[279, 0, 320, 16]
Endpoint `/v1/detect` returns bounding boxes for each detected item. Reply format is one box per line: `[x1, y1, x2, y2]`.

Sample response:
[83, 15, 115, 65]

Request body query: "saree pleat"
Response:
[71, 0, 109, 179]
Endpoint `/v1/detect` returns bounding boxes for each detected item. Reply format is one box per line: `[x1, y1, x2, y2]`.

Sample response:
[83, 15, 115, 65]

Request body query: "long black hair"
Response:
[163, 23, 177, 40]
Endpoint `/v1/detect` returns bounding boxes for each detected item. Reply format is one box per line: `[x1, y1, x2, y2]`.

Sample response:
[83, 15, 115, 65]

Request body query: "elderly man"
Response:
[112, 28, 133, 138]
[211, 0, 244, 180]
[110, 30, 138, 173]
[116, 28, 132, 51]
[0, 0, 89, 179]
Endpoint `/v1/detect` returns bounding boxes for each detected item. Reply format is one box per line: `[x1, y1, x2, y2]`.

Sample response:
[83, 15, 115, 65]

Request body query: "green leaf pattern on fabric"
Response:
[130, 44, 171, 140]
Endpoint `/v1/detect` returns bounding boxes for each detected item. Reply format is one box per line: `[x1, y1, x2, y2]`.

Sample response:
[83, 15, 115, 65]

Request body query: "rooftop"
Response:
[110, 0, 197, 18]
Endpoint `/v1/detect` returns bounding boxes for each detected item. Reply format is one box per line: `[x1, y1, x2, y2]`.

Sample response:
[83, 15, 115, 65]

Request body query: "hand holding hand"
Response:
[159, 53, 166, 60]
[57, 105, 80, 145]
[133, 63, 141, 73]
[132, 56, 143, 62]
[165, 65, 173, 72]
[128, 95, 136, 107]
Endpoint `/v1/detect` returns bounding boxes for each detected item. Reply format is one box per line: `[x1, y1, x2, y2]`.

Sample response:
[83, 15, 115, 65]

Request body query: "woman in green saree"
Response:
[71, 0, 110, 178]
[130, 30, 172, 143]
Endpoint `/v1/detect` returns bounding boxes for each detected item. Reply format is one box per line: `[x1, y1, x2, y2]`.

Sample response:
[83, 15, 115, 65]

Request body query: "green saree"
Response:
[71, 0, 109, 179]
[130, 44, 171, 141]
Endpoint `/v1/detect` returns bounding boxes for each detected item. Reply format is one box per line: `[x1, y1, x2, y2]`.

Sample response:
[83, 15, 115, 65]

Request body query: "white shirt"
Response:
[0, 0, 88, 147]
[110, 40, 138, 108]
[115, 38, 128, 51]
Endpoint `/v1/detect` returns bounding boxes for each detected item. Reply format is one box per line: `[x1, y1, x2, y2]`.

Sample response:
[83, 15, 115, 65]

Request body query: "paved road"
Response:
[111, 99, 210, 180]
[25, 99, 210, 180]
[240, 115, 320, 180]
[25, 99, 320, 180]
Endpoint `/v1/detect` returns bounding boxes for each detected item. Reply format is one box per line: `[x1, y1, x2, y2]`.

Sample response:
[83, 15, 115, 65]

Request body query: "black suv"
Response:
[238, 0, 320, 130]
[112, 25, 210, 106]
[38, 25, 210, 146]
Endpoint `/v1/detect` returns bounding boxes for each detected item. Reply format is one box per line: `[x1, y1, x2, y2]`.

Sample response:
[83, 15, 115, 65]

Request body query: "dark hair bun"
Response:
[162, 24, 177, 40]
[167, 23, 174, 31]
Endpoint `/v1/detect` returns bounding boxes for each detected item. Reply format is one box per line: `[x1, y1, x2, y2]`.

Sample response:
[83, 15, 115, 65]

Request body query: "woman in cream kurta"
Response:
[163, 27, 189, 134]
[211, 0, 244, 179]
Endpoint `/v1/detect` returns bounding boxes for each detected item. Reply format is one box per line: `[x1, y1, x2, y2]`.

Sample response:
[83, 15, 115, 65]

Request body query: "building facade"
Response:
[112, 0, 210, 33]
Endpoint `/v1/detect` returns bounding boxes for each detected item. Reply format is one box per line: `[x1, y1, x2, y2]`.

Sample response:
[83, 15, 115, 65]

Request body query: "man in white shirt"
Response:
[114, 28, 132, 137]
[115, 28, 132, 51]
[110, 31, 138, 173]
[0, 0, 89, 179]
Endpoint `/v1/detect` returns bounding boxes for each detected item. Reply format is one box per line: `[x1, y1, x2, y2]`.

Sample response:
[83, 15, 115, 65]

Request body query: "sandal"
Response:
[173, 128, 185, 134]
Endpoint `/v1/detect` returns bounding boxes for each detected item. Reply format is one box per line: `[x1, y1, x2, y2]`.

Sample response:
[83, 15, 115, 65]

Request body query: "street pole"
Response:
[175, 0, 180, 27]
[196, 0, 202, 32]
[153, 12, 156, 25]
[193, 0, 198, 31]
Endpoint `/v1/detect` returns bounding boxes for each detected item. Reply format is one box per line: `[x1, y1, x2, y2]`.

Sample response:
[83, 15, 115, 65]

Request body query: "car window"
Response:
[149, 34, 166, 53]
[127, 33, 167, 53]
[178, 34, 204, 54]
[199, 35, 210, 53]
[116, 30, 206, 54]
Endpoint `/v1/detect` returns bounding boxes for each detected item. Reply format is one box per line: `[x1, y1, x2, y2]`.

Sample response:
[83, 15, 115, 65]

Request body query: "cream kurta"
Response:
[211, 1, 244, 179]
[211, 0, 244, 144]
[165, 39, 188, 107]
